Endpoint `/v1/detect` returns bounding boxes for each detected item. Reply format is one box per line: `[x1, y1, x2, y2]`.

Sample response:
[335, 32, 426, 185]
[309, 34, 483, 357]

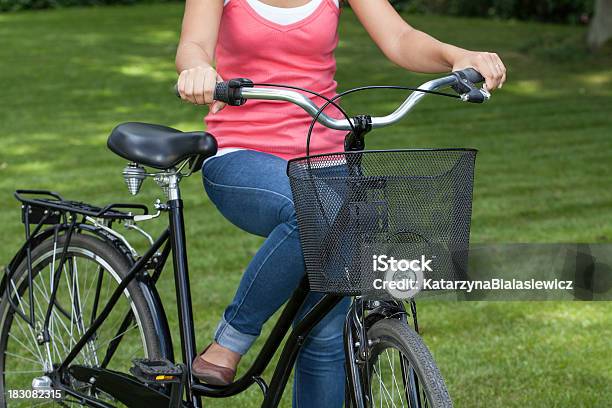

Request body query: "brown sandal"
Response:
[191, 345, 236, 385]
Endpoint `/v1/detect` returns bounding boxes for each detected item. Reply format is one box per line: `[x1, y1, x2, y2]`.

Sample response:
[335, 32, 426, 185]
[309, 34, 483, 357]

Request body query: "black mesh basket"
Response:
[287, 149, 477, 297]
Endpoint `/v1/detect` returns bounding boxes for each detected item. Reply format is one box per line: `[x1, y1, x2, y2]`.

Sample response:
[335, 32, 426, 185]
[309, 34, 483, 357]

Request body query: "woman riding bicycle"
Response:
[175, 0, 506, 406]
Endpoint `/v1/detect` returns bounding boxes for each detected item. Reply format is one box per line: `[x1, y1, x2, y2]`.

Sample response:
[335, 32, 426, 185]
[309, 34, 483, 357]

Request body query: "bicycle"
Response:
[1, 68, 489, 408]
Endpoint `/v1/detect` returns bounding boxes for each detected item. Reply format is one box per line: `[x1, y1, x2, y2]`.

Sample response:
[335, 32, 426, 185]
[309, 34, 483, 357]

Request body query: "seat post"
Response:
[153, 171, 182, 201]
[167, 173, 181, 201]
[166, 175, 201, 407]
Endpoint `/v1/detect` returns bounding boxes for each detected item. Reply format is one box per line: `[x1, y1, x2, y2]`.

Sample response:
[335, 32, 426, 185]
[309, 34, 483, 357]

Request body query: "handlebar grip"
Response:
[174, 78, 252, 105]
[214, 81, 230, 104]
[458, 68, 485, 84]
[173, 82, 230, 101]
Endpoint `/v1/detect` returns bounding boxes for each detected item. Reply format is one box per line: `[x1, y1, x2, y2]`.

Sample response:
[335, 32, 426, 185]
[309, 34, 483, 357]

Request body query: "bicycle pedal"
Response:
[130, 359, 184, 384]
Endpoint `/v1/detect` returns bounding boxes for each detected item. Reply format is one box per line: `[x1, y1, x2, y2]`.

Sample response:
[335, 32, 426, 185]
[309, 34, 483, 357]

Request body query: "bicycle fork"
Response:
[344, 300, 368, 408]
[344, 298, 412, 408]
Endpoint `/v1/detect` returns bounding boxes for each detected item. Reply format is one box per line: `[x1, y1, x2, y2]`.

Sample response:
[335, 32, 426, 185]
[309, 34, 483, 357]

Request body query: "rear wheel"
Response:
[363, 318, 452, 408]
[0, 233, 161, 407]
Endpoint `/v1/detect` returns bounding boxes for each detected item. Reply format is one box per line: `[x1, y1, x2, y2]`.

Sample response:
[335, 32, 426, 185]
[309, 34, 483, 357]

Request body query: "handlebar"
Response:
[175, 68, 489, 131]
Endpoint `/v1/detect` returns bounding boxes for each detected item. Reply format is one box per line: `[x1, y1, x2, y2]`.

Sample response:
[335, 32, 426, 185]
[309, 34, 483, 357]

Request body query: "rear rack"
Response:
[15, 190, 149, 223]
[5, 190, 152, 329]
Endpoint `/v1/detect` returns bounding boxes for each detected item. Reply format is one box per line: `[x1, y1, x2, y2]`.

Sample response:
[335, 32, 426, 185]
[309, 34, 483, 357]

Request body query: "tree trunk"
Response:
[588, 0, 612, 50]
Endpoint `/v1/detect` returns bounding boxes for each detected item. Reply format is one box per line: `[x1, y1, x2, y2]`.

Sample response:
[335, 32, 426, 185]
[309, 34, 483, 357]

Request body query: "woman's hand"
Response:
[177, 66, 226, 113]
[451, 51, 507, 91]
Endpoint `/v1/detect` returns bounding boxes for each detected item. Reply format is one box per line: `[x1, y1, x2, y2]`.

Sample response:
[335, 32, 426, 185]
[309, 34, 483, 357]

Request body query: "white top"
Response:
[224, 0, 338, 25]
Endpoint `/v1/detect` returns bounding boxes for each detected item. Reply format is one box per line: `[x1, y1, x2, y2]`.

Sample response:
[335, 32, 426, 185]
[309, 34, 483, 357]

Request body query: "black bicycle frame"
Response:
[47, 195, 344, 408]
[6, 121, 419, 407]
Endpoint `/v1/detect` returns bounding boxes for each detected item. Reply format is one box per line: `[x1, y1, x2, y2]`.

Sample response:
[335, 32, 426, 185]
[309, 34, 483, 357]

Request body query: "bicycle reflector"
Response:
[122, 163, 146, 195]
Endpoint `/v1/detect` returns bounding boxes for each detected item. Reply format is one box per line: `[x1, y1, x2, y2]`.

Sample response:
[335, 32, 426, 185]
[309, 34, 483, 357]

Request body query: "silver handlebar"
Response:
[239, 74, 468, 131]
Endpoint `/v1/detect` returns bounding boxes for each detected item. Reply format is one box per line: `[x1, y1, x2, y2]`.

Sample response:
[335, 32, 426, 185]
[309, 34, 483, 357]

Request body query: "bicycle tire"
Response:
[0, 233, 162, 406]
[364, 318, 452, 408]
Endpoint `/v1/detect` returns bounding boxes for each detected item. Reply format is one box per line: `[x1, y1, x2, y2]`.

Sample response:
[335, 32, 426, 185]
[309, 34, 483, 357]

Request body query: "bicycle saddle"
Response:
[108, 122, 217, 170]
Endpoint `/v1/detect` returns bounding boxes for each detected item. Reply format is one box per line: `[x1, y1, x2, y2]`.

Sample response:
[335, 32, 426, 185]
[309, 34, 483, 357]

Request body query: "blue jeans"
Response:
[202, 149, 350, 408]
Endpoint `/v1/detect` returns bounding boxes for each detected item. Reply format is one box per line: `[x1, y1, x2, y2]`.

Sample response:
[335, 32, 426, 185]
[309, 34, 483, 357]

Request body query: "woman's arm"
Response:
[175, 0, 225, 110]
[348, 0, 506, 90]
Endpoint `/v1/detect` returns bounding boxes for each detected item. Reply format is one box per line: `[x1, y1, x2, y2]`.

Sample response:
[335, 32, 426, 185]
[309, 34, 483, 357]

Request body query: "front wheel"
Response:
[363, 318, 452, 408]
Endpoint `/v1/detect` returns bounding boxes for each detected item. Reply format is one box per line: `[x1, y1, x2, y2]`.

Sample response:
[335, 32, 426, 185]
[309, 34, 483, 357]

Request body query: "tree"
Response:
[588, 0, 612, 50]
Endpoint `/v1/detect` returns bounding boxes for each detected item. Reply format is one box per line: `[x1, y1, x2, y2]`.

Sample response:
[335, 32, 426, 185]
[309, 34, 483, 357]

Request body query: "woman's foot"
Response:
[191, 342, 241, 385]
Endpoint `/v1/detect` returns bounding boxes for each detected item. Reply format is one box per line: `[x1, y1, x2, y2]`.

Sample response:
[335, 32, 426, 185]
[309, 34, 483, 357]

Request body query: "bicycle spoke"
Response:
[94, 321, 139, 356]
[369, 341, 432, 408]
[4, 351, 41, 366]
[73, 258, 100, 366]
[31, 281, 71, 358]
[7, 332, 39, 361]
[373, 363, 396, 408]
[33, 269, 66, 372]
[9, 280, 46, 365]
[377, 372, 397, 408]
[385, 350, 406, 408]
[2, 240, 151, 408]
[7, 316, 42, 366]
[80, 265, 100, 321]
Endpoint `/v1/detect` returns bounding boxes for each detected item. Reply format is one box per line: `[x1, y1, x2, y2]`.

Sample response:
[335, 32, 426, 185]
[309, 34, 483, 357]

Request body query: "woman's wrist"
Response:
[443, 46, 507, 91]
[177, 60, 214, 73]
[441, 44, 471, 71]
[175, 40, 215, 73]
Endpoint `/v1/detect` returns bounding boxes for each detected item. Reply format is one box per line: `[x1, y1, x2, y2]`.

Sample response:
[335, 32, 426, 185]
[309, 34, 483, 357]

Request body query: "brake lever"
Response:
[460, 88, 491, 103]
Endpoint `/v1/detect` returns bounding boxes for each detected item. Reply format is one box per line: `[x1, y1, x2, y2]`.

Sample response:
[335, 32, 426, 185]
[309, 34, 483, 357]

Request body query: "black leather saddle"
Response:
[107, 122, 217, 170]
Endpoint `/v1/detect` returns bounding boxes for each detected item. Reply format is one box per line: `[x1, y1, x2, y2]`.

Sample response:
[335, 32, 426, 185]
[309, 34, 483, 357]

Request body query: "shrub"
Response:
[397, 0, 594, 24]
[1, 0, 594, 23]
[0, 0, 177, 12]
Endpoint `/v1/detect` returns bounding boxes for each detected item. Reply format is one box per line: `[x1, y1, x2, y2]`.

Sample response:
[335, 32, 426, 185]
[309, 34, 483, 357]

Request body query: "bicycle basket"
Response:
[287, 149, 477, 297]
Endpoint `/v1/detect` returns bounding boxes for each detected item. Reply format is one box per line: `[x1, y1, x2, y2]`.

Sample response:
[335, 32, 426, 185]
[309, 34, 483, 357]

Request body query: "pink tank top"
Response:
[205, 0, 344, 160]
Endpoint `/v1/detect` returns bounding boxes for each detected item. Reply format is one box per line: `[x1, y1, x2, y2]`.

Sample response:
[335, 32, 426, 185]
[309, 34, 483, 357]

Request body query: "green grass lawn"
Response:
[1, 3, 611, 407]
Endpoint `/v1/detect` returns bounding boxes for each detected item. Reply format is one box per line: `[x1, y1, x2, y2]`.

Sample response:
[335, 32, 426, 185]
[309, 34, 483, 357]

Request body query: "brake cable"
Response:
[250, 82, 356, 134]
[251, 82, 459, 157]
[305, 85, 459, 157]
